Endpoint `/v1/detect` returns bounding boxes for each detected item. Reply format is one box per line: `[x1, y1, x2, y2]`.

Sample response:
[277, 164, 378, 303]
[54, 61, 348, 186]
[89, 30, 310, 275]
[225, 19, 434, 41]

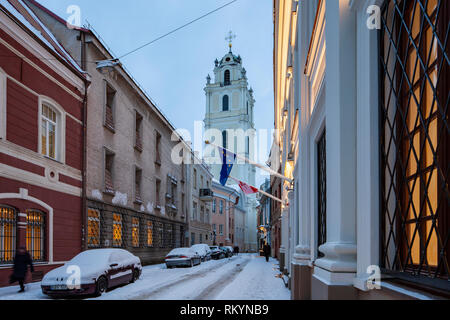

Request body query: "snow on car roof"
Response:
[68, 249, 124, 265]
[168, 248, 193, 255]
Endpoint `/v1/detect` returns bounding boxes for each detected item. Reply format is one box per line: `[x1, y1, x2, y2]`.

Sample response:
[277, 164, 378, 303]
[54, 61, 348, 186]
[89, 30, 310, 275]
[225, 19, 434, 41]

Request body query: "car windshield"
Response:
[68, 250, 111, 266]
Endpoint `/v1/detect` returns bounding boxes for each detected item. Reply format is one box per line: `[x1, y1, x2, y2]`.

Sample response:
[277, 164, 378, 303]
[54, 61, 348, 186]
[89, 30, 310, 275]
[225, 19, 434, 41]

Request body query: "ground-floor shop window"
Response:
[88, 209, 101, 248]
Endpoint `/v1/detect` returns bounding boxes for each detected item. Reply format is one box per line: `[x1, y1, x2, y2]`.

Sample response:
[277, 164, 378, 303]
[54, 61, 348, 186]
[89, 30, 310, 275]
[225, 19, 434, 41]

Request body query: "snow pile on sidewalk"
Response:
[216, 254, 290, 300]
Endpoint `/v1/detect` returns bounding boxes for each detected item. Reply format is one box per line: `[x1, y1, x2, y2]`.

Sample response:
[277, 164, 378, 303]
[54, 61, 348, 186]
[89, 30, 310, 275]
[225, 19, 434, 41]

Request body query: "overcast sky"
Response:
[37, 0, 274, 185]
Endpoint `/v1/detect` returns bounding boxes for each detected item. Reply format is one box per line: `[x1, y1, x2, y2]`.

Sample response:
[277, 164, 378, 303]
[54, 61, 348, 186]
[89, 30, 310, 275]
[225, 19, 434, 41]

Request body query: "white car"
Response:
[41, 249, 142, 297]
[165, 248, 202, 268]
[191, 244, 212, 262]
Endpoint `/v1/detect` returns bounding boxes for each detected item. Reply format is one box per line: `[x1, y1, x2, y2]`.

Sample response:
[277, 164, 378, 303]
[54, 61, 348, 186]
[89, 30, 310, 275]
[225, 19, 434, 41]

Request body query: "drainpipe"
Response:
[80, 30, 89, 252]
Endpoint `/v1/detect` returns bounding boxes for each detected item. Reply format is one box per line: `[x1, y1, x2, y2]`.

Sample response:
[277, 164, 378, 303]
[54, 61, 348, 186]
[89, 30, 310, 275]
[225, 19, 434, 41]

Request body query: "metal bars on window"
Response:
[0, 206, 16, 264]
[26, 210, 45, 262]
[379, 0, 449, 284]
[317, 130, 327, 257]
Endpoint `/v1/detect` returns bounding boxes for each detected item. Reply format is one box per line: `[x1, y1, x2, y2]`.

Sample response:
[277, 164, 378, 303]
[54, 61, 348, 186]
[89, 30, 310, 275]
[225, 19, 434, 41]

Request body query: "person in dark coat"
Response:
[233, 246, 239, 256]
[263, 243, 271, 262]
[10, 246, 34, 292]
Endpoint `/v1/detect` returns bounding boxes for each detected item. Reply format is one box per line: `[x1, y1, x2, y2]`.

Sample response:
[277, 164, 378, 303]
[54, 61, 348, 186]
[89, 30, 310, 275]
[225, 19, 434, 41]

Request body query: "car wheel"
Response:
[130, 269, 139, 283]
[95, 276, 108, 296]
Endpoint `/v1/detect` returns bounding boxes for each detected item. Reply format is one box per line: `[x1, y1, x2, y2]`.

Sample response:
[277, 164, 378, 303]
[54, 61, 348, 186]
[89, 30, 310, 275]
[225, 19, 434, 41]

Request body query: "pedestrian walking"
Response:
[10, 246, 34, 293]
[234, 246, 239, 256]
[263, 243, 271, 262]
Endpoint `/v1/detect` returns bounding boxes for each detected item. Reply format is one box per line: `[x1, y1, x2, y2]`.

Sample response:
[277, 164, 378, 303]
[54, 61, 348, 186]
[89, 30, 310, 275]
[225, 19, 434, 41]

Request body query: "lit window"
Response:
[88, 209, 100, 248]
[0, 206, 16, 264]
[132, 217, 139, 248]
[26, 210, 45, 261]
[147, 221, 153, 247]
[41, 104, 58, 160]
[112, 213, 122, 247]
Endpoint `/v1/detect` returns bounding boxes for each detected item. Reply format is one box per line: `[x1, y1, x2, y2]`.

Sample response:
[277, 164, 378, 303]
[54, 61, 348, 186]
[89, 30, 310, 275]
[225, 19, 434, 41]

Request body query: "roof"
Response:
[1, 0, 86, 77]
[217, 50, 242, 68]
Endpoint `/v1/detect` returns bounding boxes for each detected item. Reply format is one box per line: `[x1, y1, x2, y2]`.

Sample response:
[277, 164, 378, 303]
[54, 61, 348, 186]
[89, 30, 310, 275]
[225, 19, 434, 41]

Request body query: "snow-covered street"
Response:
[0, 254, 290, 300]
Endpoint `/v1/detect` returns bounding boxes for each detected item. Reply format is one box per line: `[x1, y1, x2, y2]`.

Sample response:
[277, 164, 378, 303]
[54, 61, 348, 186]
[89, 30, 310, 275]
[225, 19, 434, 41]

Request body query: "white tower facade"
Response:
[203, 45, 258, 252]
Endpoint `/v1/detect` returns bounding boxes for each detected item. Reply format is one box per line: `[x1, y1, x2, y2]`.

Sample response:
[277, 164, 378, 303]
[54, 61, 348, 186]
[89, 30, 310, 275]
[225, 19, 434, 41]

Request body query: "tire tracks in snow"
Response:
[193, 258, 251, 300]
[128, 256, 245, 300]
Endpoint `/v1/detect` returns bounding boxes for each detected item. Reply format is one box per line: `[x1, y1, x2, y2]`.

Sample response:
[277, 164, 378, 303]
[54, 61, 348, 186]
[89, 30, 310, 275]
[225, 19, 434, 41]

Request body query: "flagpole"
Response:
[205, 141, 293, 183]
[228, 176, 285, 204]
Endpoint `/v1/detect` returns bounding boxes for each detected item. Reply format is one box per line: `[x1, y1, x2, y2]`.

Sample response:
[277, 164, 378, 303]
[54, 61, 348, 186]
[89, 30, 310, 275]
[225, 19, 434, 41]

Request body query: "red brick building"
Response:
[0, 1, 87, 287]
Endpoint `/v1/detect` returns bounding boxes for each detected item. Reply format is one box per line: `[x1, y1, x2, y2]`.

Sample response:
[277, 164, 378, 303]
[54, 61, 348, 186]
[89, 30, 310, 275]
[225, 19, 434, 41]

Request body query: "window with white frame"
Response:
[40, 103, 59, 160]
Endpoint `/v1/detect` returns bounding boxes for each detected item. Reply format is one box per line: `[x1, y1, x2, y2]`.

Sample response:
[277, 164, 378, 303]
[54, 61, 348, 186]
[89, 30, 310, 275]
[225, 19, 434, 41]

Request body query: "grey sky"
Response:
[37, 0, 274, 185]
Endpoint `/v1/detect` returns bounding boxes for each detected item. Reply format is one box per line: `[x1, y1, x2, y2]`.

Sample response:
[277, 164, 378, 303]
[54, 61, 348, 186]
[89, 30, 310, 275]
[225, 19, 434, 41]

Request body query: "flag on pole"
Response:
[218, 146, 236, 186]
[238, 180, 259, 195]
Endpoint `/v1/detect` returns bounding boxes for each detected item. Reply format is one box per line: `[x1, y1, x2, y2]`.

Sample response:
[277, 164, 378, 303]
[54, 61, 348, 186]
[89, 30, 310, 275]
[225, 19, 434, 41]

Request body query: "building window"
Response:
[193, 169, 197, 189]
[380, 0, 449, 283]
[199, 234, 203, 244]
[104, 82, 116, 130]
[155, 179, 161, 207]
[220, 200, 223, 214]
[104, 148, 115, 194]
[131, 217, 139, 248]
[88, 209, 100, 248]
[317, 130, 326, 257]
[191, 233, 195, 246]
[200, 205, 205, 223]
[157, 222, 163, 248]
[147, 221, 153, 247]
[135, 111, 143, 151]
[112, 213, 123, 247]
[155, 131, 162, 165]
[224, 70, 231, 86]
[219, 224, 223, 236]
[192, 202, 197, 221]
[0, 206, 16, 264]
[212, 199, 216, 213]
[26, 210, 45, 261]
[205, 209, 210, 224]
[135, 167, 142, 203]
[223, 95, 229, 111]
[40, 103, 59, 160]
[222, 131, 228, 149]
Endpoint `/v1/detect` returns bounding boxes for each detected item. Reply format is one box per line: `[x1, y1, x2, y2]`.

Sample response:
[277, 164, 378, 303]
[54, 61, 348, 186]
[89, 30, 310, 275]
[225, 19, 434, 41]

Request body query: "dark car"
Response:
[41, 249, 142, 297]
[220, 246, 233, 258]
[209, 246, 226, 260]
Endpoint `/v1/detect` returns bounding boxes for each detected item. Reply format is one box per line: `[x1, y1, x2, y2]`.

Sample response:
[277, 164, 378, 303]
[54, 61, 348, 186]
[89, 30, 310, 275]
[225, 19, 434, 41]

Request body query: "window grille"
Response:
[112, 213, 123, 247]
[0, 206, 16, 264]
[88, 209, 101, 248]
[26, 210, 45, 261]
[379, 0, 449, 285]
[317, 130, 327, 257]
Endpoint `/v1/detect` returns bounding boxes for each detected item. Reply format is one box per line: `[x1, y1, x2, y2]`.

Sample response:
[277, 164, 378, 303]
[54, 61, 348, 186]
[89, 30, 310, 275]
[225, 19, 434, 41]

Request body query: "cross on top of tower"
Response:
[225, 31, 236, 51]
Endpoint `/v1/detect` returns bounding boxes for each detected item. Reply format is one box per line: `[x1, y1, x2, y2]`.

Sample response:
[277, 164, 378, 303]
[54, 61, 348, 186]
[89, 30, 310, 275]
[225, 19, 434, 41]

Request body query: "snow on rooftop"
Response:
[1, 0, 84, 74]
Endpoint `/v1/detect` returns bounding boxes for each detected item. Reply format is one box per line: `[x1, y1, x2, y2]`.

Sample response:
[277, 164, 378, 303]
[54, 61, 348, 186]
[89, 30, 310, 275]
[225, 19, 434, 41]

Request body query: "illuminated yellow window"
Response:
[132, 217, 139, 248]
[26, 210, 45, 261]
[112, 213, 122, 247]
[147, 221, 153, 247]
[88, 209, 100, 248]
[0, 206, 16, 264]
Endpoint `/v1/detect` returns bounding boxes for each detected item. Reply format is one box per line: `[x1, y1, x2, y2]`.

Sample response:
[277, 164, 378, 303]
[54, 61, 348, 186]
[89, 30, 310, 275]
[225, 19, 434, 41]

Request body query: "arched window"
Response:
[26, 210, 45, 261]
[0, 206, 16, 264]
[222, 95, 229, 111]
[222, 130, 227, 149]
[224, 70, 231, 86]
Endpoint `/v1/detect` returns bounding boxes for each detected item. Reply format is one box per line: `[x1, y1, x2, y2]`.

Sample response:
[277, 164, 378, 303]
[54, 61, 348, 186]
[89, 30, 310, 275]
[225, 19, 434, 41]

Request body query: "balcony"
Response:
[199, 189, 213, 201]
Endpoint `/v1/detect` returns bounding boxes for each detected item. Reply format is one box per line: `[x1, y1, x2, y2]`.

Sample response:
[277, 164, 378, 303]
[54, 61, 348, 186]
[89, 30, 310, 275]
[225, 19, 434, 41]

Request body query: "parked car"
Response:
[209, 246, 226, 260]
[41, 249, 142, 297]
[191, 244, 212, 262]
[225, 246, 234, 257]
[220, 246, 233, 258]
[165, 248, 202, 268]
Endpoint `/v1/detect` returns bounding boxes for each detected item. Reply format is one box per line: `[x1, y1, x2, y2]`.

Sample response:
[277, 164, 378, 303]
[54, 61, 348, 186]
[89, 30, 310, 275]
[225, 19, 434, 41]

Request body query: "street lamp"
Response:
[96, 59, 120, 75]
